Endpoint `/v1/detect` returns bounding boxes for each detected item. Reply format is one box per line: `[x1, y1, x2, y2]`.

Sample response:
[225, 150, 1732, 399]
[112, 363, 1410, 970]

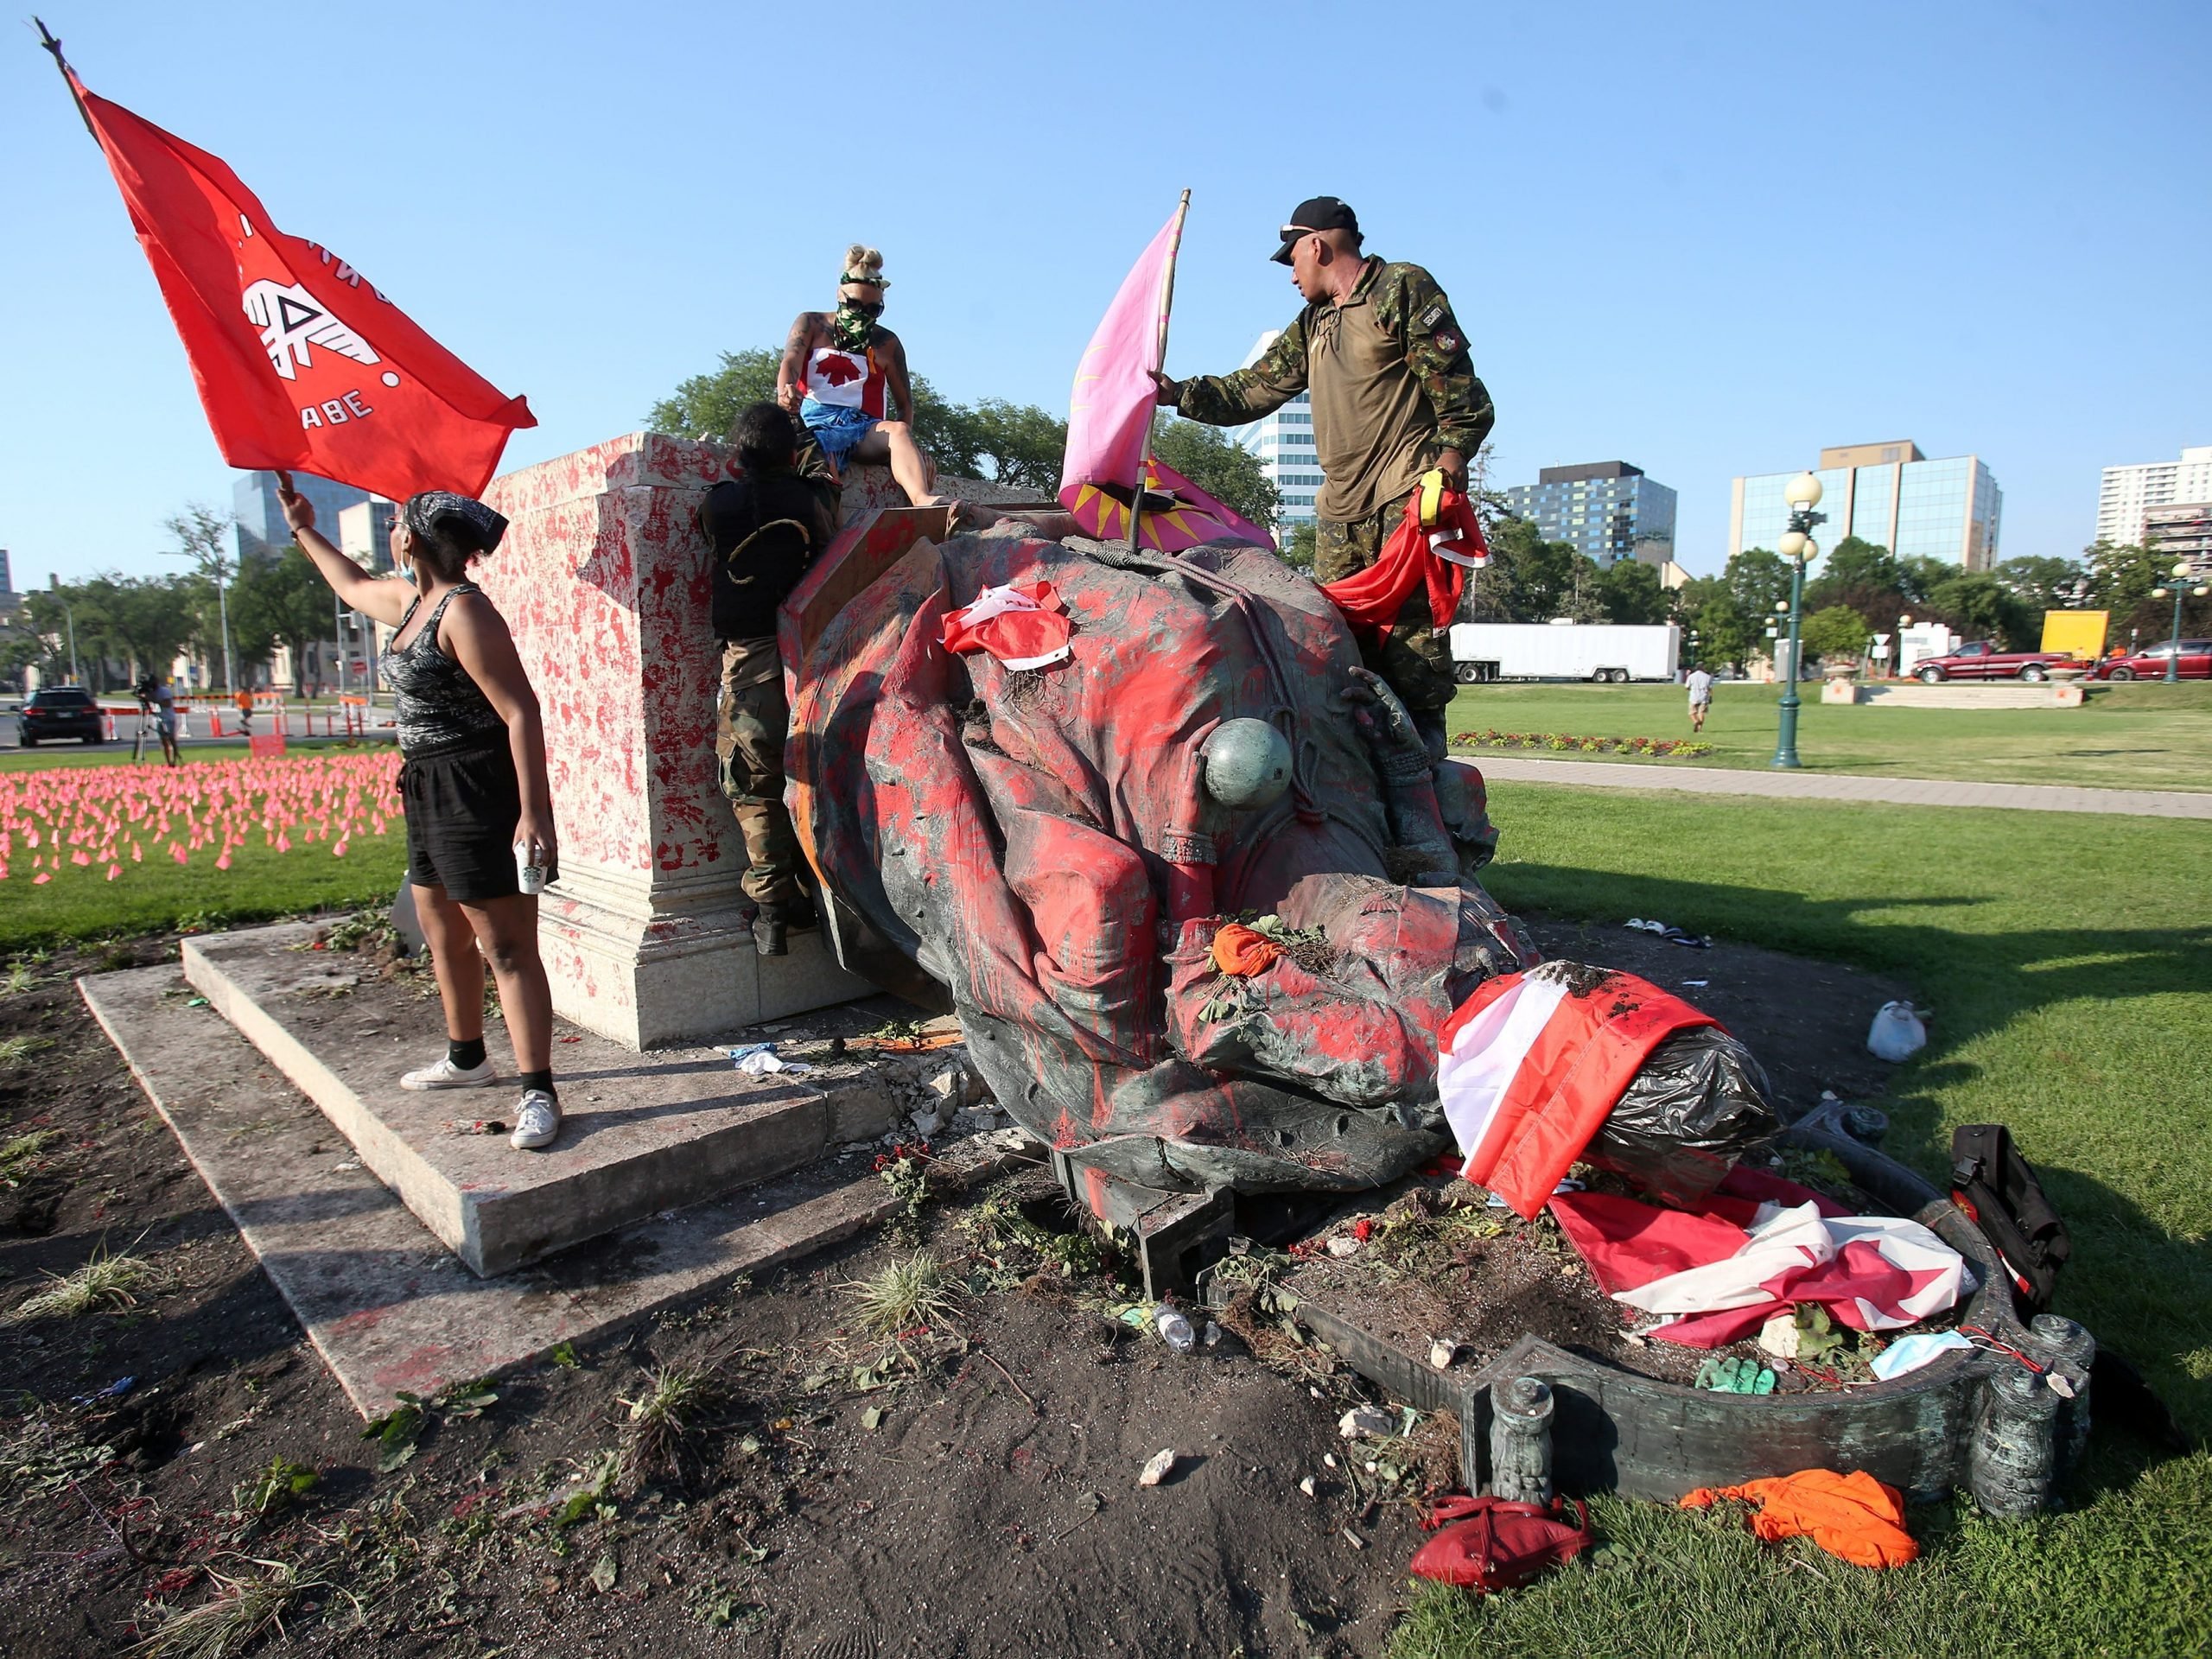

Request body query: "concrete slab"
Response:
[181, 922, 913, 1275]
[81, 963, 1036, 1415]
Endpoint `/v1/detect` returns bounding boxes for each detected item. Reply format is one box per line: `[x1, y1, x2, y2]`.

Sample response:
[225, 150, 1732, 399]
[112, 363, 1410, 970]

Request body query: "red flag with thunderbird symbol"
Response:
[54, 54, 533, 500]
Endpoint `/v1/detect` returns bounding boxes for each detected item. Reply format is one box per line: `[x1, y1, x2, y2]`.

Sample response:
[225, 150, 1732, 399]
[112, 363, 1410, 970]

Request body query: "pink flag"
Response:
[1058, 201, 1272, 554]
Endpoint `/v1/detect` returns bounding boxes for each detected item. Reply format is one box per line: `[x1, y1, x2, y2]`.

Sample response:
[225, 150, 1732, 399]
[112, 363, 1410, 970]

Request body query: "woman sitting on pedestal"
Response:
[276, 472, 565, 1153]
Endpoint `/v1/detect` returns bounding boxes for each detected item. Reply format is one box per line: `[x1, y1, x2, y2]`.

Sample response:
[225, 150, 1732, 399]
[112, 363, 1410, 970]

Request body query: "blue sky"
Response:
[4, 1, 2207, 588]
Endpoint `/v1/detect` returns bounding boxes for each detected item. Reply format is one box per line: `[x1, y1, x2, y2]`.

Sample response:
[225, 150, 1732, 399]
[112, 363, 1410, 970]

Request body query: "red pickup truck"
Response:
[1910, 641, 2076, 683]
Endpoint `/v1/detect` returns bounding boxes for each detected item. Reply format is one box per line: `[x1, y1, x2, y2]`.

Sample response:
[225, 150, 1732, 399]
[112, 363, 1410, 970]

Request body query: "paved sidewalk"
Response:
[1457, 755, 2212, 818]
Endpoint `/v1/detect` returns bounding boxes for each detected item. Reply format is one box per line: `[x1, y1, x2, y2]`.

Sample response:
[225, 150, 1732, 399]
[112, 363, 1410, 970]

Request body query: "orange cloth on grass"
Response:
[1210, 923, 1281, 976]
[1679, 1469, 1917, 1568]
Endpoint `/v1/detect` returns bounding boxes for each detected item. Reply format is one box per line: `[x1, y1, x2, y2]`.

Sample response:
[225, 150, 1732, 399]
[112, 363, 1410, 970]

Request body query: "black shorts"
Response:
[398, 734, 522, 904]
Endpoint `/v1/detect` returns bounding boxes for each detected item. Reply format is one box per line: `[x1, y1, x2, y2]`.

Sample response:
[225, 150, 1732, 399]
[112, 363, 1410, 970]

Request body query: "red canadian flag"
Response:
[62, 65, 533, 500]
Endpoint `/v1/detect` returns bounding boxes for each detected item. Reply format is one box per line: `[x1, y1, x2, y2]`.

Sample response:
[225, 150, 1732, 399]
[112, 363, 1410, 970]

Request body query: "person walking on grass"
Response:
[275, 472, 565, 1153]
[1686, 664, 1714, 734]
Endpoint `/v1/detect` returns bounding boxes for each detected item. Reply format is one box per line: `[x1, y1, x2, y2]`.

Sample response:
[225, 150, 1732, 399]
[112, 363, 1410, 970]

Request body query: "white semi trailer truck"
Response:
[1448, 622, 1681, 683]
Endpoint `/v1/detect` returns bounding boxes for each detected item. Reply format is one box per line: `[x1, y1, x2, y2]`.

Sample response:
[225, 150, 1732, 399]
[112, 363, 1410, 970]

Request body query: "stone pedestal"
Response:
[475, 432, 1012, 1048]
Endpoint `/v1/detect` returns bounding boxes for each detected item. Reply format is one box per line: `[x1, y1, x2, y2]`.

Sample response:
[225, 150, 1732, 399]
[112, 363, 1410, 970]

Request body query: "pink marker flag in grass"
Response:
[1058, 194, 1273, 555]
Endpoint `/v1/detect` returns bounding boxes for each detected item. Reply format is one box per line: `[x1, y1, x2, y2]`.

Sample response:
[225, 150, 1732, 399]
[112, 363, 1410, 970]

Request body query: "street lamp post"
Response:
[1895, 614, 1911, 680]
[2149, 563, 2209, 683]
[1771, 472, 1826, 768]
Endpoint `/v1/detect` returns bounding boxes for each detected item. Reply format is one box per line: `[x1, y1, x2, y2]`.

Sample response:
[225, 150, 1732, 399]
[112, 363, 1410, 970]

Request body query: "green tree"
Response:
[1920, 571, 2033, 646]
[231, 546, 334, 694]
[2082, 541, 2165, 616]
[1691, 594, 1756, 671]
[165, 501, 238, 690]
[72, 574, 196, 682]
[1599, 558, 1668, 625]
[1725, 549, 1791, 625]
[645, 348, 781, 440]
[960, 398, 1068, 497]
[1817, 536, 1901, 594]
[1995, 555, 2086, 613]
[19, 589, 79, 681]
[1802, 604, 1872, 664]
[1150, 416, 1281, 530]
[1281, 522, 1318, 575]
[1895, 555, 1955, 607]
[1804, 536, 1910, 638]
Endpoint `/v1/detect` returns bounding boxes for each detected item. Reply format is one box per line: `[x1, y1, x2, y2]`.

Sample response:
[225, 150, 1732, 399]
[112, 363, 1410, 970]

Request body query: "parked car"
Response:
[17, 686, 105, 746]
[1910, 640, 2076, 683]
[2094, 640, 2212, 681]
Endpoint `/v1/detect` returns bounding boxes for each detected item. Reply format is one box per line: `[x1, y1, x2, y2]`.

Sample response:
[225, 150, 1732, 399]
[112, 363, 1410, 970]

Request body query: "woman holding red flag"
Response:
[275, 473, 564, 1153]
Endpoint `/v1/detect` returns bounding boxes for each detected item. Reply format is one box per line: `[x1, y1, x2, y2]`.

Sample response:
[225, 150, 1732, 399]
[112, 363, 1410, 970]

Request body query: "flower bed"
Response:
[1451, 729, 1714, 759]
[0, 751, 401, 887]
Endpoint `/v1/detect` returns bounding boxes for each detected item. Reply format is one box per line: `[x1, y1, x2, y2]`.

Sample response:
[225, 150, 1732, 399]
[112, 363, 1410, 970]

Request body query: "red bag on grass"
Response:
[1408, 1494, 1592, 1592]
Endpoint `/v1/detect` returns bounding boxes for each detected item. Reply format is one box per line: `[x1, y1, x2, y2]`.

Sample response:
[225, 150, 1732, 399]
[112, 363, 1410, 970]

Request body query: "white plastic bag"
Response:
[1866, 1001, 1928, 1062]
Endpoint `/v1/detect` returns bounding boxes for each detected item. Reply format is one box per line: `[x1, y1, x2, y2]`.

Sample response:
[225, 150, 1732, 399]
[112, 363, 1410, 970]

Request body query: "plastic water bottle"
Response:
[514, 841, 546, 896]
[1154, 1304, 1196, 1353]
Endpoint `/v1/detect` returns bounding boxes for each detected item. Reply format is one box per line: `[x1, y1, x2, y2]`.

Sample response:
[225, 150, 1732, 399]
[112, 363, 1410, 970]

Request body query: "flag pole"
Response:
[32, 18, 97, 137]
[1129, 188, 1192, 558]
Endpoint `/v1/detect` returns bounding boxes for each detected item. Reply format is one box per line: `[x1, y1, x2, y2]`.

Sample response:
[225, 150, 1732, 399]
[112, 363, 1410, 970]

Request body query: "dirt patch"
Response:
[0, 915, 1915, 1657]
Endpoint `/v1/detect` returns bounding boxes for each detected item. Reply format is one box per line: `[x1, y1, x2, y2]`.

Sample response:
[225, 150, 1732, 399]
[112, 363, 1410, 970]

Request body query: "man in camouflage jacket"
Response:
[1154, 197, 1493, 751]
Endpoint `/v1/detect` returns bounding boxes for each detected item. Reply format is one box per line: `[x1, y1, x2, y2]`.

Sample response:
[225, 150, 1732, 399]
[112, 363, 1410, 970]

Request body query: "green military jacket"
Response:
[1175, 257, 1494, 524]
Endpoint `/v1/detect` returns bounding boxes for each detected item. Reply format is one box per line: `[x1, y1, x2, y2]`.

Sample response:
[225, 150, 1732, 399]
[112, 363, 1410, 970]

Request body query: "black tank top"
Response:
[380, 583, 506, 756]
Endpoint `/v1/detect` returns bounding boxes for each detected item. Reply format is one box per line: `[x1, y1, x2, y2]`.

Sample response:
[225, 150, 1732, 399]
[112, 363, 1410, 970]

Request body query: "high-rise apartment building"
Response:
[2145, 502, 2212, 578]
[1728, 442, 2001, 571]
[233, 471, 372, 562]
[1225, 331, 1323, 525]
[2095, 445, 2212, 550]
[1500, 461, 1677, 569]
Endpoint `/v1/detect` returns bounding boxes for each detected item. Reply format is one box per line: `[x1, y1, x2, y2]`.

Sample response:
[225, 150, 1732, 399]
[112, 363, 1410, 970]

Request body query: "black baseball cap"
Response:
[1272, 197, 1359, 264]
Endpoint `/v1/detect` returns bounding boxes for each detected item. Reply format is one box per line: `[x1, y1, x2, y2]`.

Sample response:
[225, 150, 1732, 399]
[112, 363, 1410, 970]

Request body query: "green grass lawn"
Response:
[1398, 780, 2212, 1657]
[1446, 680, 2212, 792]
[0, 737, 391, 773]
[0, 743, 407, 951]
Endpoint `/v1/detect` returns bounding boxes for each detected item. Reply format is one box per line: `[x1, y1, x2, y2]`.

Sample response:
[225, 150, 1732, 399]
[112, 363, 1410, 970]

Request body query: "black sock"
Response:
[518, 1069, 556, 1100]
[449, 1036, 487, 1071]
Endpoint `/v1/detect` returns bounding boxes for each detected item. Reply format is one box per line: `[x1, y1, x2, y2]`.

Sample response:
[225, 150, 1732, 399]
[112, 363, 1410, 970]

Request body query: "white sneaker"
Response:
[401, 1056, 497, 1091]
[510, 1090, 561, 1151]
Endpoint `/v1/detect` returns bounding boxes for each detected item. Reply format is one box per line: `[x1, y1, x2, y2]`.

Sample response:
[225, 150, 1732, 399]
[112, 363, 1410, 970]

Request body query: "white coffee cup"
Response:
[514, 840, 545, 896]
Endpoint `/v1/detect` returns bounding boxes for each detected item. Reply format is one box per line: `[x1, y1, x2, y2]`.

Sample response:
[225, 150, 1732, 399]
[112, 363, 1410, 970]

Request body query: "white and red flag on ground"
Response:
[1437, 963, 1717, 1217]
[47, 33, 533, 501]
[1058, 194, 1272, 553]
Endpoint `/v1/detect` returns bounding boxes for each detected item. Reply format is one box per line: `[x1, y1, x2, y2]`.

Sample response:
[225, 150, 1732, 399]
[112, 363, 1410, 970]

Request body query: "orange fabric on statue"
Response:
[1210, 923, 1282, 976]
[1679, 1469, 1917, 1568]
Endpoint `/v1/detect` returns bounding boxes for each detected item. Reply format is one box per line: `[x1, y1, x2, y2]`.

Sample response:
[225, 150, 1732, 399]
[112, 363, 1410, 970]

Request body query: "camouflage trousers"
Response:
[715, 639, 804, 909]
[1316, 489, 1458, 724]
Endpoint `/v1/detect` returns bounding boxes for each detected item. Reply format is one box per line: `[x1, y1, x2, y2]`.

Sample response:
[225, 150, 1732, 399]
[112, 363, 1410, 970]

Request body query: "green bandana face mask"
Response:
[831, 302, 876, 352]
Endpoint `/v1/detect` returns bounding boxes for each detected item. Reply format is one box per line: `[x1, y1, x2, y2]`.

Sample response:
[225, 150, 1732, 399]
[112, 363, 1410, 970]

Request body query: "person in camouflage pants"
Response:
[716, 645, 803, 912]
[1156, 196, 1494, 753]
[702, 405, 842, 955]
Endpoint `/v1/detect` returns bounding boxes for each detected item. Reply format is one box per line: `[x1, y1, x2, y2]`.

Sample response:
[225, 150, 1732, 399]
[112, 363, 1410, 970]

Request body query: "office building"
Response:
[1728, 442, 2001, 571]
[1226, 331, 1323, 525]
[1500, 461, 1677, 569]
[2145, 501, 2212, 579]
[233, 471, 371, 562]
[338, 499, 399, 574]
[2096, 445, 2212, 549]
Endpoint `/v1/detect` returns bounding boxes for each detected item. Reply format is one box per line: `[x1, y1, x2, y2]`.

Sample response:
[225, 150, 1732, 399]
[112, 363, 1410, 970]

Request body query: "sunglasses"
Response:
[841, 296, 886, 317]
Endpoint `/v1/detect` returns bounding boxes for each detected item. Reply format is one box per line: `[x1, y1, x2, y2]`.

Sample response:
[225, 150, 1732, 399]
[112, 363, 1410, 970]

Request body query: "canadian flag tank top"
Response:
[802, 346, 888, 418]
